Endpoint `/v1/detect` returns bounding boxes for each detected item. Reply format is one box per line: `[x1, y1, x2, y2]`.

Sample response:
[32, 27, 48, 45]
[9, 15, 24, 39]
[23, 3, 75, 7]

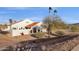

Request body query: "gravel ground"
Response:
[2, 34, 79, 51]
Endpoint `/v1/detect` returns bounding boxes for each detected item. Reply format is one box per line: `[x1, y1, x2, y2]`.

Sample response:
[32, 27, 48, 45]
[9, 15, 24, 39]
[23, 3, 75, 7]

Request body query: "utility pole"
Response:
[9, 19, 12, 36]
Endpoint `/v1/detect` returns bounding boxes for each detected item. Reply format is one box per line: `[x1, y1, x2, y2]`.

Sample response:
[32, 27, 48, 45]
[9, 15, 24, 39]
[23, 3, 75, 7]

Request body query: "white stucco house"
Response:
[5, 19, 47, 36]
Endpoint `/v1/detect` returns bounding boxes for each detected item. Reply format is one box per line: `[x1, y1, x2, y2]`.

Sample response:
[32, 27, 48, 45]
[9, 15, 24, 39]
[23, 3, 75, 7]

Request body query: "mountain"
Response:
[72, 23, 79, 26]
[69, 23, 79, 26]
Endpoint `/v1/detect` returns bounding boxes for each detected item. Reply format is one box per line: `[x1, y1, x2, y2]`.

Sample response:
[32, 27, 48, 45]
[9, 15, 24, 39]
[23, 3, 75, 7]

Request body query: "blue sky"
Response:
[0, 7, 79, 24]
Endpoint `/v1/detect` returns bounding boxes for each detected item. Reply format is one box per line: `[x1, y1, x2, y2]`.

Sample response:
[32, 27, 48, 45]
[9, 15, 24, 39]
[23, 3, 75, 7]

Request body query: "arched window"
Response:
[25, 27, 30, 29]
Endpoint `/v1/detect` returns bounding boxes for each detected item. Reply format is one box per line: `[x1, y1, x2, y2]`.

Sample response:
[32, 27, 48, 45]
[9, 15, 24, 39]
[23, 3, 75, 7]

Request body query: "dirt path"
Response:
[72, 44, 79, 51]
[0, 34, 36, 49]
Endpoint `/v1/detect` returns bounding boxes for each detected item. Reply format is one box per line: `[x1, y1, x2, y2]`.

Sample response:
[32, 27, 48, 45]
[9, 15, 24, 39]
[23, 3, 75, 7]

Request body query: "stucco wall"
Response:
[12, 29, 31, 36]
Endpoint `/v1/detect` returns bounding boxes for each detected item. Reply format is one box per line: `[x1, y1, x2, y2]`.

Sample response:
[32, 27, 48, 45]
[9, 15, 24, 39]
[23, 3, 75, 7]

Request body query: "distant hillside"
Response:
[71, 23, 79, 26]
[68, 23, 79, 32]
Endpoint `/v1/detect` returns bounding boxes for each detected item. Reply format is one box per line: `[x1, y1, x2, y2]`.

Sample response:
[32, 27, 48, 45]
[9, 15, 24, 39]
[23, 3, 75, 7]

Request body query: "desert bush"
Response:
[55, 31, 65, 36]
[43, 16, 68, 33]
[71, 25, 79, 32]
[2, 46, 14, 51]
[0, 24, 8, 29]
[31, 32, 46, 38]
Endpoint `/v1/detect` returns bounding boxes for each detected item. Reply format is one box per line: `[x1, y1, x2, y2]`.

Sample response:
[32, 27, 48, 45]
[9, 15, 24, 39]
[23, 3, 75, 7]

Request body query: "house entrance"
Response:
[31, 26, 42, 33]
[33, 27, 37, 33]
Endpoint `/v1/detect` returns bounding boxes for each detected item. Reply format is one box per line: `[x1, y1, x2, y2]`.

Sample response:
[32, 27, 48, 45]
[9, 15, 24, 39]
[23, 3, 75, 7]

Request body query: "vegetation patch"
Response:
[31, 32, 46, 38]
[71, 25, 79, 32]
[55, 31, 65, 36]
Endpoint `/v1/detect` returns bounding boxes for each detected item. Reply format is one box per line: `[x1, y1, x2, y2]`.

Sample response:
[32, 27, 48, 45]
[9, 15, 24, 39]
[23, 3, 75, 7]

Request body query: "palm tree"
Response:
[43, 8, 59, 38]
[49, 7, 52, 14]
[47, 7, 53, 37]
[53, 9, 57, 15]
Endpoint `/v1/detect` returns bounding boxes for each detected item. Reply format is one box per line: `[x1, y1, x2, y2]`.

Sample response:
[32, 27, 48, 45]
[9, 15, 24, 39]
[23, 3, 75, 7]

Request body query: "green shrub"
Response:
[31, 32, 46, 38]
[2, 46, 14, 51]
[71, 25, 79, 32]
[55, 31, 65, 36]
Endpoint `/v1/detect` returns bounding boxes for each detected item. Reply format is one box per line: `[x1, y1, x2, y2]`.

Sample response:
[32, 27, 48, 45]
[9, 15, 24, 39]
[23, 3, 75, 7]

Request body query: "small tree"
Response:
[43, 16, 53, 37]
[43, 7, 68, 37]
[43, 15, 68, 34]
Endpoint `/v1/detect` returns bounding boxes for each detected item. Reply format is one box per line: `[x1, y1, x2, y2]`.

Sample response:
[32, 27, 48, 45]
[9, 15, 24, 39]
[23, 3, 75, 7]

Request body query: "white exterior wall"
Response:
[12, 29, 32, 36]
[11, 19, 33, 36]
[42, 29, 47, 32]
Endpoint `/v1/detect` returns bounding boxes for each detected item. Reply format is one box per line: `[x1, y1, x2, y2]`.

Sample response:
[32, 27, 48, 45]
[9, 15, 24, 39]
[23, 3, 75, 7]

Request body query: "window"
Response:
[38, 29, 40, 32]
[30, 30, 32, 33]
[25, 27, 30, 29]
[19, 27, 25, 30]
[21, 27, 23, 29]
[13, 27, 16, 30]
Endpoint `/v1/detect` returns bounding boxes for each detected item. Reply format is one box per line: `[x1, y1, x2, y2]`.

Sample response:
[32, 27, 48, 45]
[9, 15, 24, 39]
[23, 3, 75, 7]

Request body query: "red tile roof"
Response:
[26, 22, 39, 28]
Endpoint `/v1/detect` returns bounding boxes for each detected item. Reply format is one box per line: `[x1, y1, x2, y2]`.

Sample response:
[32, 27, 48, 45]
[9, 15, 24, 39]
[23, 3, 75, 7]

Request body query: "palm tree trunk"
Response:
[48, 7, 52, 38]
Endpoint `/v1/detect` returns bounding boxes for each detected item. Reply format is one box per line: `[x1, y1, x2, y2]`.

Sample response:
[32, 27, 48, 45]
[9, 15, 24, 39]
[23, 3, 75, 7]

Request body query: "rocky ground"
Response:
[71, 44, 79, 51]
[1, 34, 79, 51]
[0, 34, 36, 49]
